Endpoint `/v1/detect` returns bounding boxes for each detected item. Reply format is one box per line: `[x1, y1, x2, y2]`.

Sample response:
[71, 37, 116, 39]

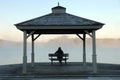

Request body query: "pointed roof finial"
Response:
[58, 2, 60, 6]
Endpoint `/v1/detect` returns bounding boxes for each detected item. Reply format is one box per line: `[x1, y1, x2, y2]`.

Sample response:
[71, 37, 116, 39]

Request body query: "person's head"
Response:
[58, 47, 61, 50]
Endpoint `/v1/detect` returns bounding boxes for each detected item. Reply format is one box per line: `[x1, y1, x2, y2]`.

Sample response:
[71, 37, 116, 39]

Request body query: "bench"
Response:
[48, 53, 69, 64]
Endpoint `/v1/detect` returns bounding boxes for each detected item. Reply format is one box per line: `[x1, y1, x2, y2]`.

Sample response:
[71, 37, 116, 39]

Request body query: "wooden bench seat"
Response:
[48, 53, 69, 64]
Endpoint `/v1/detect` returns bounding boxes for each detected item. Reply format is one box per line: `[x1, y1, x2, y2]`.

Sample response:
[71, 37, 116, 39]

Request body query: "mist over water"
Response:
[0, 37, 120, 65]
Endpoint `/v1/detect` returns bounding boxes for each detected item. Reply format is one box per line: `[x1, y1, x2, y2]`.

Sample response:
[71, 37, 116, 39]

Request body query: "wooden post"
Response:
[92, 30, 97, 73]
[83, 33, 86, 67]
[31, 34, 34, 67]
[23, 31, 27, 74]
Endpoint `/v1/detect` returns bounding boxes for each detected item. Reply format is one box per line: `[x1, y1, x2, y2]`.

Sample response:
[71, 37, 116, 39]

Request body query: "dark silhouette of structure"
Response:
[55, 47, 64, 64]
[15, 4, 104, 74]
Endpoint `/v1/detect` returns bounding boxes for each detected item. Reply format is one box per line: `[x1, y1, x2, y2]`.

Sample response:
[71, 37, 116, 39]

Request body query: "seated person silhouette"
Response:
[55, 47, 64, 64]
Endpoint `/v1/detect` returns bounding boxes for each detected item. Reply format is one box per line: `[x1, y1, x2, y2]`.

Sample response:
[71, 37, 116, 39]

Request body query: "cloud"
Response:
[1, 36, 120, 48]
[40, 36, 82, 46]
[97, 38, 120, 47]
[37, 36, 120, 47]
[0, 39, 22, 46]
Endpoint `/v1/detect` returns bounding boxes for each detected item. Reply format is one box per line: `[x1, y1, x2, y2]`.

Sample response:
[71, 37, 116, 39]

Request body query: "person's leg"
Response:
[58, 57, 62, 64]
[59, 57, 62, 64]
[59, 59, 62, 64]
[57, 57, 61, 64]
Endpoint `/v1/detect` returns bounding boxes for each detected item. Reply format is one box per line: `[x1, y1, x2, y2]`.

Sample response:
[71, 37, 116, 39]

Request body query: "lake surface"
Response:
[0, 39, 120, 65]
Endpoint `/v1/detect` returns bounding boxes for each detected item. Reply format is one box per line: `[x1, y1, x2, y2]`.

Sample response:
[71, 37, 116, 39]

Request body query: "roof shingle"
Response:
[15, 13, 104, 26]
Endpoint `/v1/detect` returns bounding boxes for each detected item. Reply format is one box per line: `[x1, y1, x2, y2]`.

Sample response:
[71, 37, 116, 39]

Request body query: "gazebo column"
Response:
[76, 34, 86, 67]
[85, 30, 97, 73]
[92, 30, 97, 73]
[31, 34, 34, 67]
[23, 31, 27, 74]
[31, 34, 41, 67]
[83, 33, 86, 67]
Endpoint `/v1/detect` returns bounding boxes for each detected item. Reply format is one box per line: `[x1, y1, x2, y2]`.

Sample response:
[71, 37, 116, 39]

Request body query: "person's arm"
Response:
[55, 50, 58, 55]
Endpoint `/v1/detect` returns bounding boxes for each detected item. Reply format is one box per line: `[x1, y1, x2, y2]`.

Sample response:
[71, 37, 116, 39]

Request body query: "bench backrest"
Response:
[49, 53, 69, 57]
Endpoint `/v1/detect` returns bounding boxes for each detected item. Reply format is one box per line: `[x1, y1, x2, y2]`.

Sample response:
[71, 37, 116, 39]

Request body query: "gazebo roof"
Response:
[16, 13, 103, 26]
[15, 5, 104, 34]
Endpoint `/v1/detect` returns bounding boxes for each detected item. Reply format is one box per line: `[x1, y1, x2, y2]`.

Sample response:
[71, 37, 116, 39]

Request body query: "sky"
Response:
[0, 0, 120, 42]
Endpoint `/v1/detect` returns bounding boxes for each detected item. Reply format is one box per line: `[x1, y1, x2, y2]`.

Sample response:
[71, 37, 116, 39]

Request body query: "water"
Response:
[0, 39, 120, 65]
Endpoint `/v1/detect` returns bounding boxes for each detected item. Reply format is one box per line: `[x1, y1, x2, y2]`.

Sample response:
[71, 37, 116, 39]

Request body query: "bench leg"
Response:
[51, 60, 53, 65]
[65, 60, 67, 64]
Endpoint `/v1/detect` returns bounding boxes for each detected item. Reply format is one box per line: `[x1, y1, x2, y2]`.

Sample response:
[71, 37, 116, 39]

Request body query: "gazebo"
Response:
[15, 5, 104, 74]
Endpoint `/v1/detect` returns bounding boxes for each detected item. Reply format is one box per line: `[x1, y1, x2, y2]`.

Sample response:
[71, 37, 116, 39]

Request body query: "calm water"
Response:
[0, 40, 120, 65]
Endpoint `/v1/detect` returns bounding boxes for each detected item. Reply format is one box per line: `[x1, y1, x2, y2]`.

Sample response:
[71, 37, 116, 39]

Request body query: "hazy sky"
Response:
[0, 0, 120, 42]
